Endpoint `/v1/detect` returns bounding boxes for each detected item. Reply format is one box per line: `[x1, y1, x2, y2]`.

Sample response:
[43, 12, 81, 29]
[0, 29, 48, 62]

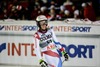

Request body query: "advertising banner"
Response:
[0, 21, 100, 35]
[0, 21, 100, 66]
[0, 35, 99, 66]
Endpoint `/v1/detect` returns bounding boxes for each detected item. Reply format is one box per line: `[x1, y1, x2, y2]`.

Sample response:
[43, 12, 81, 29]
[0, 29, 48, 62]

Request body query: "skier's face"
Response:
[40, 20, 48, 30]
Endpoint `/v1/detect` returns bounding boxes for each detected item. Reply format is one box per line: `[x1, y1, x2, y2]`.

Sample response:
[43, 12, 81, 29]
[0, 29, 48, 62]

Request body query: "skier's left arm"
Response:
[51, 27, 68, 60]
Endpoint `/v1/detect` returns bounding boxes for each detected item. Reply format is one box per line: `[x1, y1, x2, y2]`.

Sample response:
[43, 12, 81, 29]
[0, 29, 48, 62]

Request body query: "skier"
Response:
[34, 15, 68, 67]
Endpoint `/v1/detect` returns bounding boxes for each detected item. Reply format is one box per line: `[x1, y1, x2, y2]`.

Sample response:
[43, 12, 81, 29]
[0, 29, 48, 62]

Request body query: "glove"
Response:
[62, 51, 69, 61]
[39, 59, 48, 67]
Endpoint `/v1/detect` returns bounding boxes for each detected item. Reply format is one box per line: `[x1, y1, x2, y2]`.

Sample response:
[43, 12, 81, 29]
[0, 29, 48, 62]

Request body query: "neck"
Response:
[39, 29, 47, 33]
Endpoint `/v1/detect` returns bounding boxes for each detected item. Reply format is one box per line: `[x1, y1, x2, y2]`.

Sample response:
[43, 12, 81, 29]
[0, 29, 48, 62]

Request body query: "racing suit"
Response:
[34, 27, 66, 67]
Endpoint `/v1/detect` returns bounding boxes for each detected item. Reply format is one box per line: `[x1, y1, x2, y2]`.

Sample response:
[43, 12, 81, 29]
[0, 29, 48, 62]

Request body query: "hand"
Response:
[64, 52, 68, 61]
[39, 59, 48, 67]
[62, 51, 69, 61]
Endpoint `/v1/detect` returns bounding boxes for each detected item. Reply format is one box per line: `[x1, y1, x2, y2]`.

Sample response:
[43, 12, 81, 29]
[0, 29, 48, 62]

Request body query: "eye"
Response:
[40, 21, 48, 25]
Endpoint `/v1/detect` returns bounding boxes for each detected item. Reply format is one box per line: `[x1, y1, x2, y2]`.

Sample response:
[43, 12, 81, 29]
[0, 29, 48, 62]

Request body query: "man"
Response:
[34, 15, 68, 67]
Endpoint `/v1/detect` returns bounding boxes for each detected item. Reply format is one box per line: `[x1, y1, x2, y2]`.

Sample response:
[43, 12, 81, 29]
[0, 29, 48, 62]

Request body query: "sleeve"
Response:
[50, 27, 64, 52]
[34, 33, 42, 60]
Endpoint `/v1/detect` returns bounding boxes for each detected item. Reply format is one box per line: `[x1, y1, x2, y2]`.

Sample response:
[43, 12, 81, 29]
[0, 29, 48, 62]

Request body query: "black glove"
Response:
[62, 51, 69, 61]
[64, 52, 68, 61]
[39, 59, 48, 67]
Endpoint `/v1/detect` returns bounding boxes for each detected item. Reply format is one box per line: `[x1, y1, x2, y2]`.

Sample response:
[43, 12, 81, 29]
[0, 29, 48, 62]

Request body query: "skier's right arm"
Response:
[34, 36, 42, 60]
[34, 33, 48, 67]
